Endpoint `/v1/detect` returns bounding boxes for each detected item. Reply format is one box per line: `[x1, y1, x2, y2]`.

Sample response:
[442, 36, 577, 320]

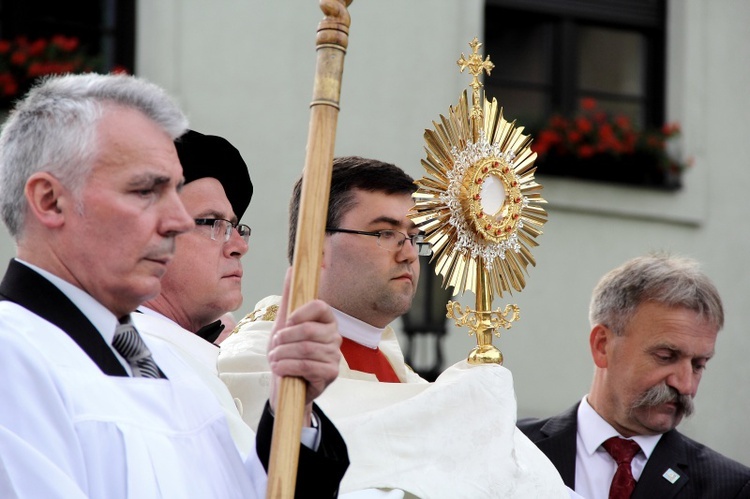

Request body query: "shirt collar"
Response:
[332, 308, 385, 349]
[578, 395, 662, 459]
[16, 259, 121, 344]
[138, 305, 171, 322]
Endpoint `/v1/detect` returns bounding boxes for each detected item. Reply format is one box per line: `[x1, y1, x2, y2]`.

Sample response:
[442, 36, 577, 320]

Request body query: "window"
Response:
[484, 0, 666, 130]
[481, 1, 703, 225]
[0, 0, 135, 72]
[0, 0, 135, 109]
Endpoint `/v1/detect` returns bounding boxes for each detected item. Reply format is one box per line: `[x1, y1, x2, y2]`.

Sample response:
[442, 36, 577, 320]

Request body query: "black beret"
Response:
[174, 130, 253, 220]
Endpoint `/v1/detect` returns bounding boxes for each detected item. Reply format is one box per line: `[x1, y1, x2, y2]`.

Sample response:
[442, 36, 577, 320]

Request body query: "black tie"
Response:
[112, 317, 166, 379]
[196, 319, 225, 344]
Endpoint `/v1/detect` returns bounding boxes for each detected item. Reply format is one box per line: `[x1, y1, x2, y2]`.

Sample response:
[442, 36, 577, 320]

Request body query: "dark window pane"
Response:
[484, 1, 664, 130]
[486, 85, 549, 129]
[577, 26, 645, 97]
[0, 0, 134, 72]
[581, 97, 645, 128]
[486, 18, 554, 85]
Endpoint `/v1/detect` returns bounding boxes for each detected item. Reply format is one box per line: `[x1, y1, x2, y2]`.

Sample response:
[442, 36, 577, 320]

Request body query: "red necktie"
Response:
[339, 337, 401, 383]
[602, 437, 641, 499]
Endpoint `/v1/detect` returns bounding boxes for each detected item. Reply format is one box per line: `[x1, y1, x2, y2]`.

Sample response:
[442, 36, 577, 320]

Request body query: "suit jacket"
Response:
[0, 259, 349, 498]
[518, 402, 750, 498]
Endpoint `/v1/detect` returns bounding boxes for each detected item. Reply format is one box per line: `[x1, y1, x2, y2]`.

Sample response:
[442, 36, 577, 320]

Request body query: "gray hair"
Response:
[589, 253, 724, 334]
[0, 73, 188, 238]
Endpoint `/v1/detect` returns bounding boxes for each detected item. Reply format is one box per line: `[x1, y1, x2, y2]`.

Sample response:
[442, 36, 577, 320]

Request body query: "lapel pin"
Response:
[663, 468, 680, 484]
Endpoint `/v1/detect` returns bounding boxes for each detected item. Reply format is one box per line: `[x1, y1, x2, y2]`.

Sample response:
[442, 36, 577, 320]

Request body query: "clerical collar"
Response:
[331, 308, 385, 349]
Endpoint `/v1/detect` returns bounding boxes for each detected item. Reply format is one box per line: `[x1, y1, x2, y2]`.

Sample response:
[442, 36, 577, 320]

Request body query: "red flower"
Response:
[0, 73, 18, 96]
[1, 34, 102, 104]
[575, 116, 593, 134]
[661, 122, 680, 137]
[623, 132, 637, 154]
[567, 130, 582, 144]
[28, 39, 47, 57]
[598, 123, 614, 142]
[50, 35, 79, 52]
[26, 62, 47, 78]
[10, 51, 28, 66]
[578, 145, 596, 158]
[532, 129, 562, 156]
[614, 115, 631, 130]
[581, 97, 597, 111]
[534, 99, 689, 175]
[549, 115, 568, 129]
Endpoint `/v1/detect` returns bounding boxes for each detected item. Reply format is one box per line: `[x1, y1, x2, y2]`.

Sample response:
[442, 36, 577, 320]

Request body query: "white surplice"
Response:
[0, 300, 267, 499]
[219, 295, 569, 498]
[134, 308, 257, 457]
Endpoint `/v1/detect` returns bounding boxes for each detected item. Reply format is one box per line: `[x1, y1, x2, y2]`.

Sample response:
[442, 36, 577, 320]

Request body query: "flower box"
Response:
[532, 98, 688, 191]
[0, 35, 107, 109]
[537, 151, 682, 190]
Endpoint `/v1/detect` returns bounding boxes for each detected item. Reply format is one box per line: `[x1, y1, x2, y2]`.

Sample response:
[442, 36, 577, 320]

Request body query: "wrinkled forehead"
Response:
[91, 106, 181, 173]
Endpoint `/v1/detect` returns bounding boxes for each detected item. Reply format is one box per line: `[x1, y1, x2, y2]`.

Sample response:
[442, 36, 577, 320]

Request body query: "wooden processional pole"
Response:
[265, 1, 352, 497]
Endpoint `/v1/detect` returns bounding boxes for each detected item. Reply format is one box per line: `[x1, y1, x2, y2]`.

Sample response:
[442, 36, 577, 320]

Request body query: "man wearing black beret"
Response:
[143, 129, 253, 344]
[134, 129, 349, 496]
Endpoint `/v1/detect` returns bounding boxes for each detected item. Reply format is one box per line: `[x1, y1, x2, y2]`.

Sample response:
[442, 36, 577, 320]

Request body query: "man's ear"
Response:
[590, 324, 612, 369]
[24, 172, 68, 228]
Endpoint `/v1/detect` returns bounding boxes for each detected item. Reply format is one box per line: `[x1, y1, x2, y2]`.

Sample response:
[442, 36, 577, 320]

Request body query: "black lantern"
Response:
[400, 255, 453, 381]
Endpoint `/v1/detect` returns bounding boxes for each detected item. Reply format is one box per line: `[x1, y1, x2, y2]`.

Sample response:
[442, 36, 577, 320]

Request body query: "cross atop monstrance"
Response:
[410, 38, 547, 365]
[457, 37, 494, 124]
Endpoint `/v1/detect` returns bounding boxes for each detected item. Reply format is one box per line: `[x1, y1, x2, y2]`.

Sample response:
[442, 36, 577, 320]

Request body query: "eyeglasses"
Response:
[194, 218, 252, 243]
[326, 227, 432, 257]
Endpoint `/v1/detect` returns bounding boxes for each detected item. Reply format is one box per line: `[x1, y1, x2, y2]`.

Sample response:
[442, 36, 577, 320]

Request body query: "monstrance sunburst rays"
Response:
[410, 38, 547, 365]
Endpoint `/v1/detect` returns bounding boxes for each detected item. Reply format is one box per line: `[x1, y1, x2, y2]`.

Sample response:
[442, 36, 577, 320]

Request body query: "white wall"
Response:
[136, 0, 485, 302]
[131, 0, 750, 466]
[1, 0, 746, 465]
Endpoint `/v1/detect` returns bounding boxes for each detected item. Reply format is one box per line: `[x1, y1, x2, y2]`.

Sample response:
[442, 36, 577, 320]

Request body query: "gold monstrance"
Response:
[410, 38, 547, 365]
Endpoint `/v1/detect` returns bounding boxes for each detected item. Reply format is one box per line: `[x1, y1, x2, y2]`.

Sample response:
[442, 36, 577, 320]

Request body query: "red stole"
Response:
[340, 337, 401, 383]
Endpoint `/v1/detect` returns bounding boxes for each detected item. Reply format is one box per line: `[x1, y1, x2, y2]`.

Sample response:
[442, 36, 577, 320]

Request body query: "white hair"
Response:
[0, 73, 188, 238]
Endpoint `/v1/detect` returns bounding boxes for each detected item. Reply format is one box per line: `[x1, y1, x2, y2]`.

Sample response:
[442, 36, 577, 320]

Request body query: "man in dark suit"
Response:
[0, 73, 347, 498]
[518, 254, 750, 498]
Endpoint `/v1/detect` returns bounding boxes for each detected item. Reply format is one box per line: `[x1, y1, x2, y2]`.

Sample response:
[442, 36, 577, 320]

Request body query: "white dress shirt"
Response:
[575, 396, 662, 498]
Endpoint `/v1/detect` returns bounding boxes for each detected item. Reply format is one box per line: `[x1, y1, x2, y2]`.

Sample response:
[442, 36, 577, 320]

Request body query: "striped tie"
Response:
[112, 318, 165, 379]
